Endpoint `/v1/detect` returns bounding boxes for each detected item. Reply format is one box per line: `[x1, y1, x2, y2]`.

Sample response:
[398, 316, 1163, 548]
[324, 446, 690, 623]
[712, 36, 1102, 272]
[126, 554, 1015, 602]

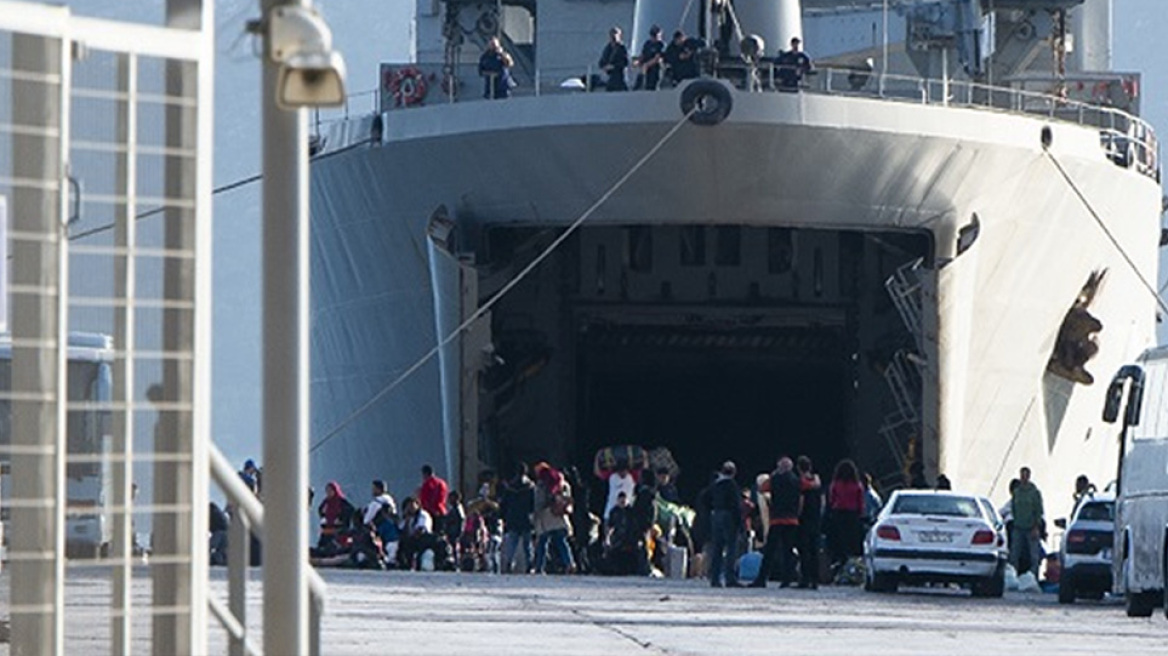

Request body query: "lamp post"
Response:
[259, 2, 344, 654]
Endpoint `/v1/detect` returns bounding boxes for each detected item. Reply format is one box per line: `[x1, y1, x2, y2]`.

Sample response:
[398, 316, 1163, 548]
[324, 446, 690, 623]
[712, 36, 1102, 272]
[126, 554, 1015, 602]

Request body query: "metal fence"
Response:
[0, 2, 213, 653]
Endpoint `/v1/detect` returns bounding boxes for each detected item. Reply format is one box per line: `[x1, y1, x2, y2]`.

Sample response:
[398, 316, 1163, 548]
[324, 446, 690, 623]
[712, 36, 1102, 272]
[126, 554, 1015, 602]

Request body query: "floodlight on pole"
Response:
[268, 4, 347, 109]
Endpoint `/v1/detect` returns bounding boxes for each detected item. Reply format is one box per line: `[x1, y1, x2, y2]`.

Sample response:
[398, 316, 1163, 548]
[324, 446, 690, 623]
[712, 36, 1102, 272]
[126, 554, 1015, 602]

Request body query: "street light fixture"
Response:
[268, 4, 346, 108]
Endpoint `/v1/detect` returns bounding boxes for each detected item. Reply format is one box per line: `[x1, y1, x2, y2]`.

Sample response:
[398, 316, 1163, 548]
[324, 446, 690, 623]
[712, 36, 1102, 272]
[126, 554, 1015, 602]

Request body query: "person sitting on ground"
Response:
[364, 479, 397, 530]
[775, 36, 812, 91]
[316, 481, 355, 555]
[396, 496, 434, 570]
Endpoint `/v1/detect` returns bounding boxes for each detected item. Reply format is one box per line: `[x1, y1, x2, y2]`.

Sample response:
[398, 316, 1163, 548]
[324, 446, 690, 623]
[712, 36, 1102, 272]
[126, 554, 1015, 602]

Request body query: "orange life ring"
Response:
[389, 67, 428, 107]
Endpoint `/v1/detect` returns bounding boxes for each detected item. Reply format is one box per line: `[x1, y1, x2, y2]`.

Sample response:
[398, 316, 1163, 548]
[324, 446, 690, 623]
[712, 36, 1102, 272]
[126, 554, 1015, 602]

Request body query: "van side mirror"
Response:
[1103, 379, 1122, 423]
[1053, 518, 1067, 530]
[1103, 365, 1145, 425]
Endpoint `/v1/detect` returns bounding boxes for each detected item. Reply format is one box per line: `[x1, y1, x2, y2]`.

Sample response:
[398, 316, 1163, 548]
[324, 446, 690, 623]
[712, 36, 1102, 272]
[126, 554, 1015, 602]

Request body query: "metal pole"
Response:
[227, 511, 251, 656]
[112, 50, 138, 656]
[9, 30, 65, 656]
[261, 1, 311, 653]
[881, 0, 889, 95]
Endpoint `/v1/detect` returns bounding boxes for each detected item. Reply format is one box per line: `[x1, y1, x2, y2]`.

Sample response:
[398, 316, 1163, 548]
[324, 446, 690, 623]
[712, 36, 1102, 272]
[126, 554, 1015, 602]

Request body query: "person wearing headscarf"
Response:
[317, 481, 355, 553]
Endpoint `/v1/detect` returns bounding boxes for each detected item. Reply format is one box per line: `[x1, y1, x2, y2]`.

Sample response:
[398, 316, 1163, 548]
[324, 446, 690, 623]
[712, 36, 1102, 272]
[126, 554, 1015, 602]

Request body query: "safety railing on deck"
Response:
[208, 444, 326, 656]
[345, 61, 1159, 181]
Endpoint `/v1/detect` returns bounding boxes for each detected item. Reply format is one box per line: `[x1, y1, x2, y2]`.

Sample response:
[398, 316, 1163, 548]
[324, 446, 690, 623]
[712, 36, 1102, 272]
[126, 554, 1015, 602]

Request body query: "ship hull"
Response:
[310, 85, 1160, 517]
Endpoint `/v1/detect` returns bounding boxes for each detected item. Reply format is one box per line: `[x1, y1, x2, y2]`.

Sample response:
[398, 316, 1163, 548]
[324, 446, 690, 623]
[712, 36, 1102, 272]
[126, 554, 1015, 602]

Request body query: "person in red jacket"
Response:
[827, 459, 864, 572]
[418, 464, 449, 522]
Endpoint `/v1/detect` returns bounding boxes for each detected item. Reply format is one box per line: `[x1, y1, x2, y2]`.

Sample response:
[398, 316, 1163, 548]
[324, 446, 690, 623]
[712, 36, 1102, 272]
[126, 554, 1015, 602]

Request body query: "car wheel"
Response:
[973, 565, 1006, 598]
[1126, 590, 1158, 617]
[1058, 573, 1076, 604]
[870, 572, 897, 593]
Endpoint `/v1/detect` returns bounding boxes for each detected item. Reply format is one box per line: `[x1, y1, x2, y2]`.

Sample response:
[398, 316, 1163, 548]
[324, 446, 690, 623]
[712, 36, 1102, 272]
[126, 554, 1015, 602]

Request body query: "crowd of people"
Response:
[286, 448, 896, 588]
[478, 26, 814, 99]
[210, 454, 1089, 593]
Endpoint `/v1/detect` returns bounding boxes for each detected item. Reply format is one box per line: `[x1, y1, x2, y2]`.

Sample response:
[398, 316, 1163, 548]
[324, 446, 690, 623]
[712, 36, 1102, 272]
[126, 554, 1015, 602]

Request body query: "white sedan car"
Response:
[863, 490, 1008, 597]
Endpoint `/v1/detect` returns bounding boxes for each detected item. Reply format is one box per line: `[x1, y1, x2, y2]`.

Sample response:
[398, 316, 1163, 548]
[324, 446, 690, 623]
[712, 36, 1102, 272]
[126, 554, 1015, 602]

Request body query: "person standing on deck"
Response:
[637, 25, 666, 90]
[478, 36, 515, 99]
[599, 27, 630, 92]
[775, 37, 812, 91]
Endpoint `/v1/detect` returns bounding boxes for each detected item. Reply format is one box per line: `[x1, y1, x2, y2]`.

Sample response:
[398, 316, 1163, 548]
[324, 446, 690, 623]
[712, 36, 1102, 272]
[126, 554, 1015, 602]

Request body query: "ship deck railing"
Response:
[313, 63, 1159, 181]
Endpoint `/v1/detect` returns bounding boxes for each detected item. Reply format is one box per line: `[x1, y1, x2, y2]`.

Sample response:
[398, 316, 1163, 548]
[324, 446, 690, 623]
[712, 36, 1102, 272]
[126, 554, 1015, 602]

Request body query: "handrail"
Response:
[350, 62, 1159, 181]
[208, 443, 327, 656]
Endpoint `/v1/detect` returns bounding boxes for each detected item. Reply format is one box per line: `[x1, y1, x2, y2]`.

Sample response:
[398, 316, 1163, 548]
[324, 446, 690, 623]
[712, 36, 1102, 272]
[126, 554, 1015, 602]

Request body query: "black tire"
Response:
[974, 565, 1006, 598]
[1126, 590, 1158, 617]
[867, 572, 897, 593]
[1057, 579, 1076, 604]
[680, 80, 733, 126]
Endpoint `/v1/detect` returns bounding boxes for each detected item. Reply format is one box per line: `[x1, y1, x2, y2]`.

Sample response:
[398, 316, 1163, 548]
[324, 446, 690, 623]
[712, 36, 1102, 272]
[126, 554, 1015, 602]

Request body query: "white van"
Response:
[1102, 349, 1168, 618]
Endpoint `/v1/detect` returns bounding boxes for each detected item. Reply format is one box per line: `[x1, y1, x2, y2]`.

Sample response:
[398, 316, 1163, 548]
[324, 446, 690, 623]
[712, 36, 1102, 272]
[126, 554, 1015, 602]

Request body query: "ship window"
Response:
[715, 226, 741, 266]
[768, 228, 793, 273]
[680, 226, 706, 266]
[595, 244, 607, 296]
[813, 247, 824, 297]
[628, 227, 653, 272]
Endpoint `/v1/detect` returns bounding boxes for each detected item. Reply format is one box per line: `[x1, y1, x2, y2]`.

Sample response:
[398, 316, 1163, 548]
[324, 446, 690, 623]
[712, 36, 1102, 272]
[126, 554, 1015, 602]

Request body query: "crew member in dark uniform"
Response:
[776, 36, 812, 91]
[664, 30, 703, 85]
[478, 36, 515, 99]
[599, 26, 630, 92]
[637, 25, 666, 90]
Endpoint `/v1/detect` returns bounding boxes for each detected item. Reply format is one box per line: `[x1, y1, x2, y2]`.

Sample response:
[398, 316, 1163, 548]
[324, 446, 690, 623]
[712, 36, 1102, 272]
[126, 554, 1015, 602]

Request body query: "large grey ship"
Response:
[307, 0, 1161, 511]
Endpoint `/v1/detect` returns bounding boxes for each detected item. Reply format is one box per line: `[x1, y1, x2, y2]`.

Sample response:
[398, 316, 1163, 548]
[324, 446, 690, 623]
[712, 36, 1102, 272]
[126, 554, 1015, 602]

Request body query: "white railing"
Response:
[350, 62, 1159, 180]
[208, 444, 327, 656]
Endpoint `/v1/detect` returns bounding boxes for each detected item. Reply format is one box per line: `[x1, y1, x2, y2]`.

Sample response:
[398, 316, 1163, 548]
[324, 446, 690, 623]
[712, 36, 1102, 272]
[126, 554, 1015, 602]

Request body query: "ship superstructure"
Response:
[307, 0, 1161, 513]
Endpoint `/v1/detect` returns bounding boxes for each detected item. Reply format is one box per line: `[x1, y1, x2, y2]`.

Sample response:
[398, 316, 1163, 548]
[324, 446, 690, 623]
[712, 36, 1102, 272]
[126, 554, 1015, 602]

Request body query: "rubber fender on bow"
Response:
[680, 80, 733, 126]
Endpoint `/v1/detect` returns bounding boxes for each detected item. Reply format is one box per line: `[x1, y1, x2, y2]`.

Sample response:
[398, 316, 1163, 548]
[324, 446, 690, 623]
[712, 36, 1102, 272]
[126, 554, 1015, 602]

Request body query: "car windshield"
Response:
[1076, 501, 1114, 522]
[891, 494, 982, 518]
